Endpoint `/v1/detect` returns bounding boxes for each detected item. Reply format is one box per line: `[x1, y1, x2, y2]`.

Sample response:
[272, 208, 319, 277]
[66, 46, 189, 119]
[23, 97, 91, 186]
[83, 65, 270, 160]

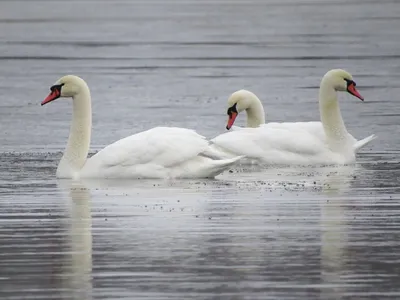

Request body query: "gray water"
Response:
[1, 0, 400, 299]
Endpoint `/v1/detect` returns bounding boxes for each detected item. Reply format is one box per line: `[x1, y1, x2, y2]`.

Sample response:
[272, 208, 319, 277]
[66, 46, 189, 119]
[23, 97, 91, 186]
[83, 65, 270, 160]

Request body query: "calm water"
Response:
[1, 0, 400, 299]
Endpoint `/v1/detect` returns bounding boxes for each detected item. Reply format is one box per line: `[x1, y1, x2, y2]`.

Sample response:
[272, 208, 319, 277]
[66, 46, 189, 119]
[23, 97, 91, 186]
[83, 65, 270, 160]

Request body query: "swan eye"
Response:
[227, 103, 238, 116]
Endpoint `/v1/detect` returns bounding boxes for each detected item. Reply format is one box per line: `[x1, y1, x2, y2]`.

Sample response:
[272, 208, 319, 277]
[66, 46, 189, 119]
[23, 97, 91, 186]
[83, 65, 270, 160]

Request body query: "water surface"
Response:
[1, 0, 400, 299]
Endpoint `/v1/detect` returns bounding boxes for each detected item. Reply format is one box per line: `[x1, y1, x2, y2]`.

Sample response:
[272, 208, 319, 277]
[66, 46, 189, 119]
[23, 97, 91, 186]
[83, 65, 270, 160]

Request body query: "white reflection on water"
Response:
[55, 164, 357, 299]
[60, 180, 93, 300]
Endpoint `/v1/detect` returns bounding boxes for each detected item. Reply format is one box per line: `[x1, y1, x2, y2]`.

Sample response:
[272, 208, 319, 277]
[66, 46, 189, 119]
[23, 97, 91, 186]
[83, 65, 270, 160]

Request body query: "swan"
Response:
[210, 69, 376, 165]
[41, 75, 243, 179]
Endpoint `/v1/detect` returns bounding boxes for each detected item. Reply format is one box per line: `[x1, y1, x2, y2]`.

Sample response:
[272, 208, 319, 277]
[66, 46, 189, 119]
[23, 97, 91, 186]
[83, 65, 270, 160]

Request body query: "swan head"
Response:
[41, 75, 88, 106]
[226, 89, 261, 130]
[322, 69, 364, 101]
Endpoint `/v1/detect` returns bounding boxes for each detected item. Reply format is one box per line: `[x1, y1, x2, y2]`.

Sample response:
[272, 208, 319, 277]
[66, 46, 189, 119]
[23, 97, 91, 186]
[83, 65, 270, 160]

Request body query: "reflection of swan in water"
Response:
[319, 165, 356, 298]
[59, 180, 92, 300]
[203, 164, 357, 293]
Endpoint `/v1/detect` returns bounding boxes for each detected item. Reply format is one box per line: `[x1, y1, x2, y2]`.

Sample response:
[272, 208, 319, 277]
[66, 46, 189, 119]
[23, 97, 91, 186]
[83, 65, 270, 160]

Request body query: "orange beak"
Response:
[226, 112, 238, 130]
[41, 89, 60, 106]
[347, 82, 364, 101]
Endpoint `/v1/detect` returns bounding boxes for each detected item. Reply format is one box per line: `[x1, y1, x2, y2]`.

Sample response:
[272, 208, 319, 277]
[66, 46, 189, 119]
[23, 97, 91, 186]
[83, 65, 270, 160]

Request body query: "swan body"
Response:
[41, 75, 243, 179]
[211, 69, 376, 165]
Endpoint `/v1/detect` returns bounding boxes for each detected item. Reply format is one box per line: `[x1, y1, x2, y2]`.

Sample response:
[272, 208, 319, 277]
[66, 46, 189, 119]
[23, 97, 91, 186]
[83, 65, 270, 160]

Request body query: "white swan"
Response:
[210, 69, 376, 165]
[41, 75, 243, 179]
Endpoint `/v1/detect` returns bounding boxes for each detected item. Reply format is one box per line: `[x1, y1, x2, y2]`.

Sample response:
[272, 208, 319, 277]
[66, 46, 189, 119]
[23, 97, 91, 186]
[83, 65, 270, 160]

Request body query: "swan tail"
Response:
[202, 155, 245, 178]
[354, 134, 377, 152]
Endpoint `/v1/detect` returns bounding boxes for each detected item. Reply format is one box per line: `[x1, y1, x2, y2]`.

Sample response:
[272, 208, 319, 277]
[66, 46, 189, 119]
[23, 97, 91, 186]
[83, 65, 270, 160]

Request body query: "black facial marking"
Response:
[50, 83, 64, 92]
[344, 78, 357, 94]
[344, 78, 356, 87]
[227, 103, 238, 117]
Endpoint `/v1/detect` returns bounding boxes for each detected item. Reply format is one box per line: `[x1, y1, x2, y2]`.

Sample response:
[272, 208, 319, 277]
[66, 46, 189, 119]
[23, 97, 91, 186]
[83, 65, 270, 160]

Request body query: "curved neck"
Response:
[58, 88, 92, 176]
[319, 80, 348, 151]
[245, 95, 266, 127]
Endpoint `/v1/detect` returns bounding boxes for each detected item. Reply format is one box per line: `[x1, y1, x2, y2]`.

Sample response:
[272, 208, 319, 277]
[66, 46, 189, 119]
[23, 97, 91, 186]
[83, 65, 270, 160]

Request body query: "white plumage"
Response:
[211, 69, 376, 165]
[41, 75, 242, 179]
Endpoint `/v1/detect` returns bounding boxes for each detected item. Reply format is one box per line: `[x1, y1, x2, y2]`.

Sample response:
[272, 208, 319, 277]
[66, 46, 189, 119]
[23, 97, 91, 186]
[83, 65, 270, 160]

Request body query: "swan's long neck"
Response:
[319, 79, 348, 151]
[58, 87, 92, 176]
[245, 95, 266, 128]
